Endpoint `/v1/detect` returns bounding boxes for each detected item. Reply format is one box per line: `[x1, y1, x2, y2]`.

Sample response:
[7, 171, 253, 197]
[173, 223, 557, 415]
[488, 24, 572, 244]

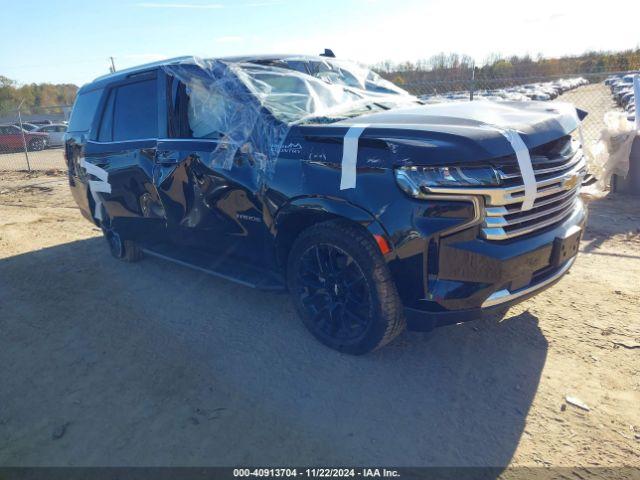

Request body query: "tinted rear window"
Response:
[68, 89, 103, 132]
[112, 79, 158, 141]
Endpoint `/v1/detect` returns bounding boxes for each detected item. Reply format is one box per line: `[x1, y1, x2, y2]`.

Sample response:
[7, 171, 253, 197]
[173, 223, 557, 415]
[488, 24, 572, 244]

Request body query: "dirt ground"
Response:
[0, 169, 638, 472]
[0, 148, 65, 172]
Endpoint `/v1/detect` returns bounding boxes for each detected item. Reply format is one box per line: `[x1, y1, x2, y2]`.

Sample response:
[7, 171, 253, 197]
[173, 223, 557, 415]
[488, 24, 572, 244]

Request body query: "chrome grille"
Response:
[419, 136, 586, 241]
[482, 138, 586, 240]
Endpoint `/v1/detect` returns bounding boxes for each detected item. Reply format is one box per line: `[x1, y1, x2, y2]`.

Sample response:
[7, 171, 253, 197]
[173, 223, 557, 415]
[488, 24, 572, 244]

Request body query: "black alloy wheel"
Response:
[296, 243, 372, 342]
[287, 220, 405, 354]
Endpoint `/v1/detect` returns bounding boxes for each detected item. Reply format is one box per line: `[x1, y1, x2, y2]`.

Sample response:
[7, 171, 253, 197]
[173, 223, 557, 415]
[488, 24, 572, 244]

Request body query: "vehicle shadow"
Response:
[580, 192, 640, 257]
[0, 237, 547, 473]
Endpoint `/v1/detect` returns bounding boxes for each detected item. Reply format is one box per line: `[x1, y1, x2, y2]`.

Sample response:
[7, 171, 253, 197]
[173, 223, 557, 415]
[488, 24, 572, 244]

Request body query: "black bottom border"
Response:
[0, 467, 639, 480]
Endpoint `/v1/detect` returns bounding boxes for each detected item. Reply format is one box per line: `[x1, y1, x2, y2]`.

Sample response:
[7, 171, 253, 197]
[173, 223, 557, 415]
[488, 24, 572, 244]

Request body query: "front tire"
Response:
[287, 220, 405, 354]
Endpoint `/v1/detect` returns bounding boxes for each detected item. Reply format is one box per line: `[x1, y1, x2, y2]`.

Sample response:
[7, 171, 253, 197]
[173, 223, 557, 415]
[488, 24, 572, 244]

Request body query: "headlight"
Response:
[395, 165, 501, 196]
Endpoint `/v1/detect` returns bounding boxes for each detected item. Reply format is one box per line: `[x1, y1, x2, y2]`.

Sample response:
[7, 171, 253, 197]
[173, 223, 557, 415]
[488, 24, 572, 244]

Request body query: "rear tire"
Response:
[287, 220, 405, 354]
[101, 215, 143, 263]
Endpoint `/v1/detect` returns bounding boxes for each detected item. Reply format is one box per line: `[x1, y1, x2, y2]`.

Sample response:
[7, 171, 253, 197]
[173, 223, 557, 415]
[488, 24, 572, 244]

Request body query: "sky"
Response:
[1, 0, 639, 86]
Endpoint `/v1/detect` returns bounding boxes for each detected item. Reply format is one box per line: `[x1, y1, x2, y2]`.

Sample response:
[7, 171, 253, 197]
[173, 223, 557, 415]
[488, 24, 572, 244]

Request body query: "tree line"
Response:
[0, 75, 78, 116]
[374, 48, 640, 87]
[1, 47, 639, 115]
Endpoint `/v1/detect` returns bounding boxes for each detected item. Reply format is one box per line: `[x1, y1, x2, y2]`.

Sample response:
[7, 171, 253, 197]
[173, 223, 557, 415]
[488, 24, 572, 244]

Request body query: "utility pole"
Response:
[109, 57, 116, 73]
[17, 100, 31, 172]
[470, 61, 476, 102]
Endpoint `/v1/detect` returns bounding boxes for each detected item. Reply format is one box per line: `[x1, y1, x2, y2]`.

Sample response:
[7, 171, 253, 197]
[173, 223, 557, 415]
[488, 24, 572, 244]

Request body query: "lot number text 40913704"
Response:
[233, 468, 401, 478]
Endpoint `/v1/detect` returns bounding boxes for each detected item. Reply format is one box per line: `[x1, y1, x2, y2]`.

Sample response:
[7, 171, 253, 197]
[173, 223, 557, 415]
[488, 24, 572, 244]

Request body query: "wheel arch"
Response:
[273, 196, 390, 270]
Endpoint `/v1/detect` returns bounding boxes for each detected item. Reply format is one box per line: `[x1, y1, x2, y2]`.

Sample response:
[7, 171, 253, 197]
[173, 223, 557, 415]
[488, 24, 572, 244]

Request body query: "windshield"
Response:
[247, 57, 409, 96]
[234, 61, 418, 124]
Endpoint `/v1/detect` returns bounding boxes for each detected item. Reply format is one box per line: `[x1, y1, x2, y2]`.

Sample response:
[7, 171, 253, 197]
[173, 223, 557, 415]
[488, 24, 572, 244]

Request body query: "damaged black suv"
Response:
[65, 55, 587, 354]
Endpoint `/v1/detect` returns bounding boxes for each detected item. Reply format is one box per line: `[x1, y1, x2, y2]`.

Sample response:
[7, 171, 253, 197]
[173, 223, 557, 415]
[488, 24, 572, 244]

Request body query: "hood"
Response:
[321, 101, 584, 166]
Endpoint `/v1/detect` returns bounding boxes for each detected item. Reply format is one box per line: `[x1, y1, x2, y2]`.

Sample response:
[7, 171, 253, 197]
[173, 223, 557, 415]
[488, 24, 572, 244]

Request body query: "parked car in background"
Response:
[33, 123, 67, 147]
[606, 72, 638, 114]
[0, 124, 48, 151]
[620, 91, 635, 109]
[13, 122, 39, 132]
[419, 77, 587, 104]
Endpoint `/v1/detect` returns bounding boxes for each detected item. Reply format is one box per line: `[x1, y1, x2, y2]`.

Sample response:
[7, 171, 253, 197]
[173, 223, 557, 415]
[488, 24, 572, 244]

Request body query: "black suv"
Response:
[65, 55, 587, 354]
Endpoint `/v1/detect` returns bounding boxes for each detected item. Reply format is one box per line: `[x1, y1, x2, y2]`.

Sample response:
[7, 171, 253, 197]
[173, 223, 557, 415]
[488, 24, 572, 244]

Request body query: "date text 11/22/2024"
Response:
[233, 468, 400, 478]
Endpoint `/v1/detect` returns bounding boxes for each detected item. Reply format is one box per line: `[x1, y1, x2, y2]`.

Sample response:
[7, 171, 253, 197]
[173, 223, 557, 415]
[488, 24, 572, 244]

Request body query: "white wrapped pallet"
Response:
[586, 112, 637, 189]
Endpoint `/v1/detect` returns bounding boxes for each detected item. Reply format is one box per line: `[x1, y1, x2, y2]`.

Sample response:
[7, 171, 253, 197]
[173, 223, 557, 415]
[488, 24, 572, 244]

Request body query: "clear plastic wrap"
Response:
[250, 56, 409, 96]
[161, 57, 416, 173]
[163, 59, 288, 172]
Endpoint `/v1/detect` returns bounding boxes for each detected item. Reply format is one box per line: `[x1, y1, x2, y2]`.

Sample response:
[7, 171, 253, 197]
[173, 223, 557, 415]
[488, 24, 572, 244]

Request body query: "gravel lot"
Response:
[554, 82, 619, 147]
[0, 169, 638, 471]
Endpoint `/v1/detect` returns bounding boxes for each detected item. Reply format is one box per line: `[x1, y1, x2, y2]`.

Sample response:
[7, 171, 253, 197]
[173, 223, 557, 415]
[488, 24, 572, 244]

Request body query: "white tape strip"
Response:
[340, 124, 369, 190]
[500, 129, 537, 211]
[88, 180, 112, 194]
[336, 118, 548, 211]
[578, 124, 586, 150]
[634, 75, 640, 131]
[80, 158, 111, 221]
[81, 159, 109, 182]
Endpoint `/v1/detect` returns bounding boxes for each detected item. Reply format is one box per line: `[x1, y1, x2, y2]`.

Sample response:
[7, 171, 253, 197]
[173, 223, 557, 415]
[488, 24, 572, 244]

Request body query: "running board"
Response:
[142, 243, 286, 291]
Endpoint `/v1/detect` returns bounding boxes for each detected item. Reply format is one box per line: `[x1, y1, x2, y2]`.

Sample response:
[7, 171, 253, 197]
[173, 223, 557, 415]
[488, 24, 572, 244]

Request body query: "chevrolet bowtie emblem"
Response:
[563, 174, 579, 190]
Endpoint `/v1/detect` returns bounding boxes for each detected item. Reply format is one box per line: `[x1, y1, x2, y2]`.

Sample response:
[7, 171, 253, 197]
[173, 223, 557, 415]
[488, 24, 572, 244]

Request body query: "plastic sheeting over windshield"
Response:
[246, 56, 409, 97]
[161, 57, 418, 172]
[238, 63, 366, 124]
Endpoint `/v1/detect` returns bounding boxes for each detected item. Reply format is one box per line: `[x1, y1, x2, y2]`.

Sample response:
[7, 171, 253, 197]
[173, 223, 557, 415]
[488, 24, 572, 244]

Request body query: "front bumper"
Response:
[404, 200, 586, 331]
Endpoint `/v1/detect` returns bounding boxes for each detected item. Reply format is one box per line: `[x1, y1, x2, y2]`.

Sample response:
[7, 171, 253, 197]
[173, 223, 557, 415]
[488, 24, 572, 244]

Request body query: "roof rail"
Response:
[92, 56, 195, 82]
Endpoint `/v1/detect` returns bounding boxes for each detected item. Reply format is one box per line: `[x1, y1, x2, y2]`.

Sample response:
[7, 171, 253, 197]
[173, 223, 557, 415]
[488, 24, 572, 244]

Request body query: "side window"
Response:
[68, 89, 103, 132]
[112, 79, 158, 141]
[185, 80, 229, 139]
[167, 77, 193, 139]
[167, 72, 229, 140]
[98, 89, 115, 142]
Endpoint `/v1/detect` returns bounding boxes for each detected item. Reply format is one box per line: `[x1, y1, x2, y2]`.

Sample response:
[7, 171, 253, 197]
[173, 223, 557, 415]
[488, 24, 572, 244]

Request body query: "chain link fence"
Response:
[0, 104, 71, 172]
[0, 70, 636, 174]
[400, 70, 637, 149]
